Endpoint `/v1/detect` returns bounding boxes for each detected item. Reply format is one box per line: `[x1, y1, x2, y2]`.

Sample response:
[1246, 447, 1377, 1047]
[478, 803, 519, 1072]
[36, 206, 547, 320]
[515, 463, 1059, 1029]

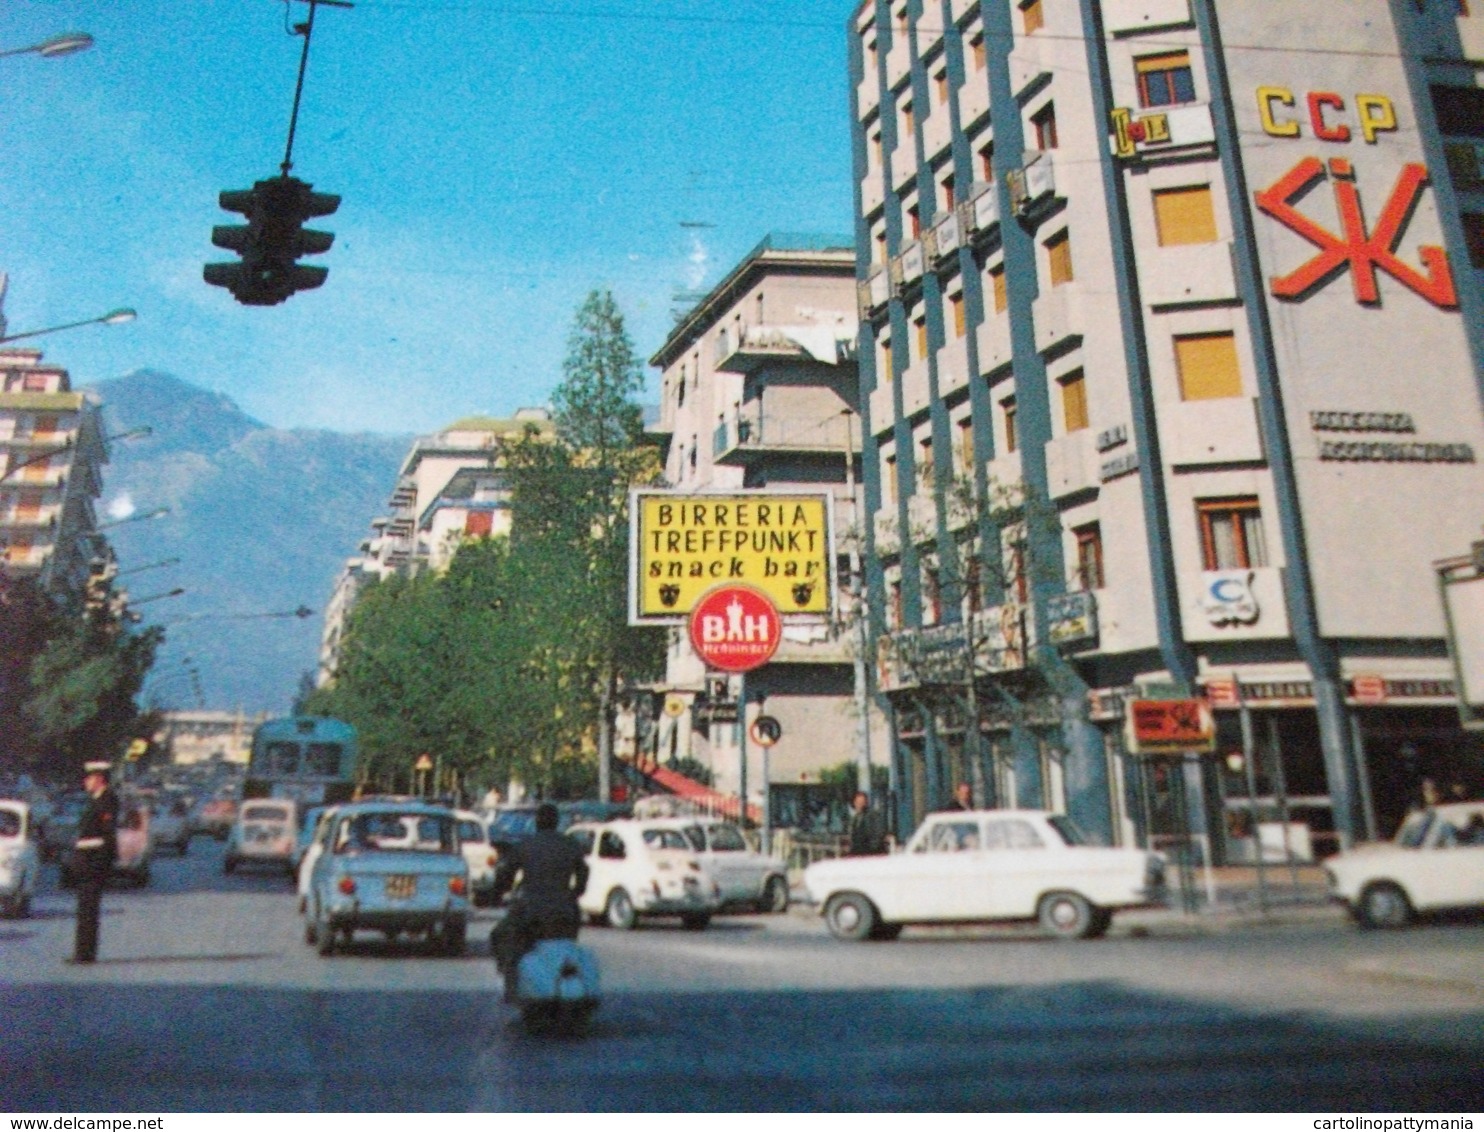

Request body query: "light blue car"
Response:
[304, 801, 469, 956]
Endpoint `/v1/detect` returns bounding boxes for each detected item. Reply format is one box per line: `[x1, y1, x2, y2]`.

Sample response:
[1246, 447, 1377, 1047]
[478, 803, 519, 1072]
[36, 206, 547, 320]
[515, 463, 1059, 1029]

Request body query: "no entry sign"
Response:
[688, 584, 781, 673]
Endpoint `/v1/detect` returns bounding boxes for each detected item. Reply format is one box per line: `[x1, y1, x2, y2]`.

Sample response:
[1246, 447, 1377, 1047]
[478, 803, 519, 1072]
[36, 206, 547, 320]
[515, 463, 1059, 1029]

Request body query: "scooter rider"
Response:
[489, 802, 589, 1001]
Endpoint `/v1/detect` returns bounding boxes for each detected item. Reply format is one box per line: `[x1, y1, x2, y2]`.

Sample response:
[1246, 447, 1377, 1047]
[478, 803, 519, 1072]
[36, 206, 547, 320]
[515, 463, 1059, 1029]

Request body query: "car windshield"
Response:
[343, 811, 456, 854]
[641, 828, 692, 851]
[707, 824, 748, 852]
[491, 810, 537, 837]
[242, 804, 290, 822]
[1396, 810, 1434, 848]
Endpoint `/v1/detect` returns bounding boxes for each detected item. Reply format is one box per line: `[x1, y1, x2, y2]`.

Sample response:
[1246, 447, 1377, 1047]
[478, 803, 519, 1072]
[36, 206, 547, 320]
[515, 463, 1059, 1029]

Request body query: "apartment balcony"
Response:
[885, 32, 911, 92]
[958, 72, 990, 131]
[961, 181, 1000, 241]
[860, 168, 886, 218]
[1008, 150, 1057, 218]
[1100, 0, 1192, 36]
[927, 209, 962, 265]
[858, 265, 892, 319]
[922, 102, 953, 163]
[984, 451, 1024, 504]
[1141, 240, 1238, 309]
[906, 490, 938, 543]
[894, 240, 926, 291]
[714, 322, 856, 376]
[712, 407, 861, 468]
[891, 141, 916, 193]
[949, 0, 979, 21]
[1031, 283, 1085, 356]
[1043, 428, 1100, 500]
[1158, 397, 1266, 468]
[867, 378, 898, 437]
[873, 505, 901, 556]
[1182, 566, 1291, 643]
[856, 72, 880, 121]
[388, 477, 416, 509]
[935, 335, 971, 400]
[1008, 38, 1052, 99]
[976, 310, 1013, 374]
[901, 359, 931, 419]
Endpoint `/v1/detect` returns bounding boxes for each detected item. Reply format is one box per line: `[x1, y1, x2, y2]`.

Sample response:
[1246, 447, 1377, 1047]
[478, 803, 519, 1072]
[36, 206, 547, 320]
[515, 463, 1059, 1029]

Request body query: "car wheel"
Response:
[680, 912, 710, 931]
[1038, 891, 1097, 939]
[442, 919, 467, 956]
[1357, 882, 1413, 930]
[316, 906, 336, 956]
[762, 875, 790, 914]
[605, 888, 638, 930]
[823, 892, 878, 942]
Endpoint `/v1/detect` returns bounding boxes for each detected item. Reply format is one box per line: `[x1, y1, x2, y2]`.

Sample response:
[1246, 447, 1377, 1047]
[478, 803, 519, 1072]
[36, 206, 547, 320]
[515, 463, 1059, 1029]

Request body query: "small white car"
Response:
[225, 799, 298, 877]
[0, 800, 40, 918]
[566, 820, 722, 931]
[647, 817, 790, 913]
[454, 810, 498, 906]
[150, 796, 192, 856]
[804, 809, 1167, 941]
[1325, 801, 1484, 929]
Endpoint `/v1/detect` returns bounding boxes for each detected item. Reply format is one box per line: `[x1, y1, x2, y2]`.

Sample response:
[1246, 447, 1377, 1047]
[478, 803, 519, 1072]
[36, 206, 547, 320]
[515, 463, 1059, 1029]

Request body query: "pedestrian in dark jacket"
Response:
[489, 803, 588, 1000]
[70, 761, 118, 964]
[942, 782, 974, 812]
[846, 791, 888, 856]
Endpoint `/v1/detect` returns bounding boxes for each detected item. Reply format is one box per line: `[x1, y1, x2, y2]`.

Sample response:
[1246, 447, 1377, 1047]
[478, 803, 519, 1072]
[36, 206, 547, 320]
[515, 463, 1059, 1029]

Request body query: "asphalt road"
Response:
[2, 835, 1482, 1112]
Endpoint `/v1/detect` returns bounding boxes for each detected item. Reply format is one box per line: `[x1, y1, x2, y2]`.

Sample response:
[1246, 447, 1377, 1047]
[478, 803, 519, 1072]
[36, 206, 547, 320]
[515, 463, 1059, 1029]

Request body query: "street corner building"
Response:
[847, 0, 1484, 856]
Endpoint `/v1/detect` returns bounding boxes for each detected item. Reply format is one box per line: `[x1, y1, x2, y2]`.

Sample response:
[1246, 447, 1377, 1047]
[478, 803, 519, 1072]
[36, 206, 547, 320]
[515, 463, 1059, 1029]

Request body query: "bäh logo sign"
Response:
[688, 584, 782, 674]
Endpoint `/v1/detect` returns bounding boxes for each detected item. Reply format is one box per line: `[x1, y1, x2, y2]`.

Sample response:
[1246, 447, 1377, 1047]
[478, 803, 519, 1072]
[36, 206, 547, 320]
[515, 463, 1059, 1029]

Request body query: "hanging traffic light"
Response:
[203, 175, 340, 306]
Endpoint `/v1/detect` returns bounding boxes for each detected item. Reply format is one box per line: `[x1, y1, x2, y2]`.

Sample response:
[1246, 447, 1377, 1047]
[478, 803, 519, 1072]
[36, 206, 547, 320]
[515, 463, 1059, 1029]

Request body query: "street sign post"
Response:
[749, 715, 782, 747]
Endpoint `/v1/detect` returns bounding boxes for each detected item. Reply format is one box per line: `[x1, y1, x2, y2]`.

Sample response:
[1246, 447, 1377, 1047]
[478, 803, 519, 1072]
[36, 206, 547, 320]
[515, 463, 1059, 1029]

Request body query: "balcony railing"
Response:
[713, 407, 861, 465]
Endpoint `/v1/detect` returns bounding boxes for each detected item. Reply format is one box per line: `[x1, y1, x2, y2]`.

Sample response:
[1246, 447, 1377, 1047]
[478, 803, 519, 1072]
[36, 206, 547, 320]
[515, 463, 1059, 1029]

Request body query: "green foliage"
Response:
[818, 760, 890, 800]
[309, 291, 667, 801]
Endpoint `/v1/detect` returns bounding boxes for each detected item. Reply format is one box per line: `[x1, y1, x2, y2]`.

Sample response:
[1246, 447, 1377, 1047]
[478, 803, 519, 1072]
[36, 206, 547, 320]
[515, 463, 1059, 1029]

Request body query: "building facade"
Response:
[0, 348, 110, 606]
[849, 0, 1484, 855]
[648, 234, 892, 828]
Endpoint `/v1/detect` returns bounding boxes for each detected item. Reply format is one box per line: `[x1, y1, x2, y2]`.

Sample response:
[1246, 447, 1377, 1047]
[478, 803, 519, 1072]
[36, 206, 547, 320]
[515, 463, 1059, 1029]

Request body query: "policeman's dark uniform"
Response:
[846, 803, 887, 856]
[72, 763, 119, 964]
[488, 807, 588, 999]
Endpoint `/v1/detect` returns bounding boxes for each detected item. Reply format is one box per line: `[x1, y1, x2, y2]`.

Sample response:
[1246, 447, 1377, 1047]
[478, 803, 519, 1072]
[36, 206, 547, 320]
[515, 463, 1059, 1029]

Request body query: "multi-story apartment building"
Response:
[318, 410, 553, 684]
[849, 0, 1484, 855]
[0, 348, 109, 605]
[648, 233, 891, 826]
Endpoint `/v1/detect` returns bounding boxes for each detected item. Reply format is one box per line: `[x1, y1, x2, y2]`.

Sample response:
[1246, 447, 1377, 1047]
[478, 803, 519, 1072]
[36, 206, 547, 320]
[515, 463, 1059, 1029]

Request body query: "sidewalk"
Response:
[1117, 864, 1343, 934]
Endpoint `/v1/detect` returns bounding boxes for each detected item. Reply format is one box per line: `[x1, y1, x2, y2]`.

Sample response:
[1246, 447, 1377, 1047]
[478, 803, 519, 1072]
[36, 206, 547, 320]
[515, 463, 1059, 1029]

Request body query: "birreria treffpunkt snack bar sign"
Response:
[629, 490, 835, 624]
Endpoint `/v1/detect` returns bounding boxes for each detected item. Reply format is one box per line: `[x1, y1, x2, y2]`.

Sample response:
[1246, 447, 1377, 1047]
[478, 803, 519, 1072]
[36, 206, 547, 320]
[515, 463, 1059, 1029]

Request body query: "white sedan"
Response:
[646, 817, 791, 913]
[453, 809, 498, 906]
[565, 820, 722, 931]
[804, 809, 1167, 941]
[0, 800, 40, 918]
[1325, 801, 1484, 929]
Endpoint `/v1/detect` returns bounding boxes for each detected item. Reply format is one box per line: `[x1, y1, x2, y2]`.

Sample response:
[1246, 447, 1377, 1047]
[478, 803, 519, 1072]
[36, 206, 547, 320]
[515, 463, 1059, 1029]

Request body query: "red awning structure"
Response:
[630, 759, 760, 824]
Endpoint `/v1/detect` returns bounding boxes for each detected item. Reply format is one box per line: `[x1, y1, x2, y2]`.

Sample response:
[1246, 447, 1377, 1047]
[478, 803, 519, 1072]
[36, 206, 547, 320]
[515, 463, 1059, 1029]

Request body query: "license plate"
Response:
[385, 875, 416, 900]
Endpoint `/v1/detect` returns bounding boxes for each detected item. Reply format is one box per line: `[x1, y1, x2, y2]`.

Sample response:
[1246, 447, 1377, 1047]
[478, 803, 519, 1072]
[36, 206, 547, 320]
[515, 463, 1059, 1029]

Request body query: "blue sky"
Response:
[1, 0, 857, 434]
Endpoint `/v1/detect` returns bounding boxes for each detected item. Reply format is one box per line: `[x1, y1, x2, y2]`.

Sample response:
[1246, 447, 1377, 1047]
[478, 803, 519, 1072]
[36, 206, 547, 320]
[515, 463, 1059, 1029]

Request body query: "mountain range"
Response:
[85, 371, 410, 715]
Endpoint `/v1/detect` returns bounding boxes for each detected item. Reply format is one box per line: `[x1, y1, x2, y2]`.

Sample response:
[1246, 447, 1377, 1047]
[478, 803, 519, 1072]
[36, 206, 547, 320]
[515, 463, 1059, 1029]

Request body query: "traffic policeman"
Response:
[70, 760, 119, 964]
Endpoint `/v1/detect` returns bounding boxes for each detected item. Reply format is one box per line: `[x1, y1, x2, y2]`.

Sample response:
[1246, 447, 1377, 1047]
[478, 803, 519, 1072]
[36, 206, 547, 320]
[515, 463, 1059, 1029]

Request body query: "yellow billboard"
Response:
[630, 490, 835, 623]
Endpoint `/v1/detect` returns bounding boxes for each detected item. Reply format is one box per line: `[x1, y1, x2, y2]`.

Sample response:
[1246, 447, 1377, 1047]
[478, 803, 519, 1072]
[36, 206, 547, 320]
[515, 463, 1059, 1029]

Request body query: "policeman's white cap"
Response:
[83, 761, 112, 776]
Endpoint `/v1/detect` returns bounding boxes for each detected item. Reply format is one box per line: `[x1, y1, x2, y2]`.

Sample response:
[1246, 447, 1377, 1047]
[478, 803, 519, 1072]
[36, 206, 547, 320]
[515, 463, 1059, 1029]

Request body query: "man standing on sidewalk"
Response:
[69, 761, 118, 964]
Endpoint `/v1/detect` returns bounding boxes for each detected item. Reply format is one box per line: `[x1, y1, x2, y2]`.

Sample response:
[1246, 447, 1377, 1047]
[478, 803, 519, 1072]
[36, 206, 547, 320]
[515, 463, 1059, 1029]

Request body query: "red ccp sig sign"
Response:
[688, 584, 781, 673]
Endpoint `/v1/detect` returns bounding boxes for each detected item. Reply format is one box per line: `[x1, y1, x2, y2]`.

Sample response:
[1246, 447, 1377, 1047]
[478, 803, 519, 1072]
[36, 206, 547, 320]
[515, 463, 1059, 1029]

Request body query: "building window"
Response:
[1022, 0, 1045, 34]
[1175, 332, 1243, 400]
[1009, 541, 1029, 603]
[677, 367, 686, 406]
[1463, 213, 1484, 269]
[934, 71, 950, 106]
[970, 34, 986, 72]
[1136, 51, 1196, 108]
[1002, 396, 1018, 453]
[1153, 185, 1218, 246]
[865, 38, 878, 72]
[957, 417, 975, 473]
[965, 555, 983, 614]
[941, 175, 956, 210]
[465, 510, 494, 537]
[949, 292, 966, 338]
[1059, 370, 1089, 432]
[990, 265, 1008, 313]
[1198, 498, 1268, 570]
[889, 579, 904, 629]
[1444, 142, 1484, 190]
[979, 143, 995, 182]
[907, 204, 921, 239]
[1032, 102, 1058, 149]
[881, 339, 894, 383]
[1046, 230, 1074, 286]
[884, 453, 899, 504]
[918, 436, 934, 485]
[923, 564, 942, 625]
[14, 489, 43, 519]
[874, 228, 888, 264]
[902, 101, 915, 139]
[1431, 84, 1484, 137]
[1074, 523, 1104, 590]
[21, 373, 48, 393]
[914, 314, 929, 360]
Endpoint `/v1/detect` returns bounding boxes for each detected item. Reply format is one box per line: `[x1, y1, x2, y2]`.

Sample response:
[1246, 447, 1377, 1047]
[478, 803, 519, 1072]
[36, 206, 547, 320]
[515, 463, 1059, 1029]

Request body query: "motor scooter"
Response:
[491, 906, 601, 1037]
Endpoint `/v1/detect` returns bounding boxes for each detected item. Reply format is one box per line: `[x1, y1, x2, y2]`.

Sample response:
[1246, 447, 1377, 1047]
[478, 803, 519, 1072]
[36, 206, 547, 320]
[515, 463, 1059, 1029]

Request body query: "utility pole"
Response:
[843, 409, 874, 798]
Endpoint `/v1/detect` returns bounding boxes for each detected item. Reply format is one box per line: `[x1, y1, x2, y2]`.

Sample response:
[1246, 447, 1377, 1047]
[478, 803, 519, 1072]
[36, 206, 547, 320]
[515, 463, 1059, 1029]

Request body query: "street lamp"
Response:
[0, 307, 135, 345]
[1, 426, 151, 485]
[0, 32, 94, 60]
[159, 605, 314, 626]
[96, 506, 169, 532]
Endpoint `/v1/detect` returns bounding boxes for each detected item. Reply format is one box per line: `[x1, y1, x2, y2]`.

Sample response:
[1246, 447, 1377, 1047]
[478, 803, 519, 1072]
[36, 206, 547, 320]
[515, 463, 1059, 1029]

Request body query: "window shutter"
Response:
[1175, 333, 1242, 400]
[1153, 186, 1218, 246]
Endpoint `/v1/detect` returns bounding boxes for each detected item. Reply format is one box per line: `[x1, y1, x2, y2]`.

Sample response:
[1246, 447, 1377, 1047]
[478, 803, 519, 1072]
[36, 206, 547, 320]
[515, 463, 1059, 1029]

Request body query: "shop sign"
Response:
[1046, 590, 1098, 647]
[1243, 680, 1315, 704]
[688, 585, 782, 674]
[1095, 423, 1128, 452]
[1124, 699, 1216, 756]
[1100, 450, 1140, 483]
[1351, 674, 1387, 704]
[1199, 570, 1260, 626]
[631, 490, 834, 623]
[1205, 679, 1240, 708]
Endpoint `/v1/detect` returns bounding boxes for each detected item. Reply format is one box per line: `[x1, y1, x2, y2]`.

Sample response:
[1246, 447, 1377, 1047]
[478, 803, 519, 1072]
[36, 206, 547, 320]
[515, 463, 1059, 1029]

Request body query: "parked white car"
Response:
[225, 799, 298, 877]
[565, 820, 722, 930]
[804, 809, 1167, 941]
[150, 796, 192, 856]
[1325, 801, 1484, 929]
[647, 817, 790, 913]
[0, 800, 40, 918]
[454, 809, 498, 906]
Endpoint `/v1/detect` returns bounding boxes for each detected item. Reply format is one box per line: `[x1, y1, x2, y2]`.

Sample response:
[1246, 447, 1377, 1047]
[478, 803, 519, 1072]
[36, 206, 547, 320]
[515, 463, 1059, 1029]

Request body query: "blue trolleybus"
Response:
[244, 716, 359, 806]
